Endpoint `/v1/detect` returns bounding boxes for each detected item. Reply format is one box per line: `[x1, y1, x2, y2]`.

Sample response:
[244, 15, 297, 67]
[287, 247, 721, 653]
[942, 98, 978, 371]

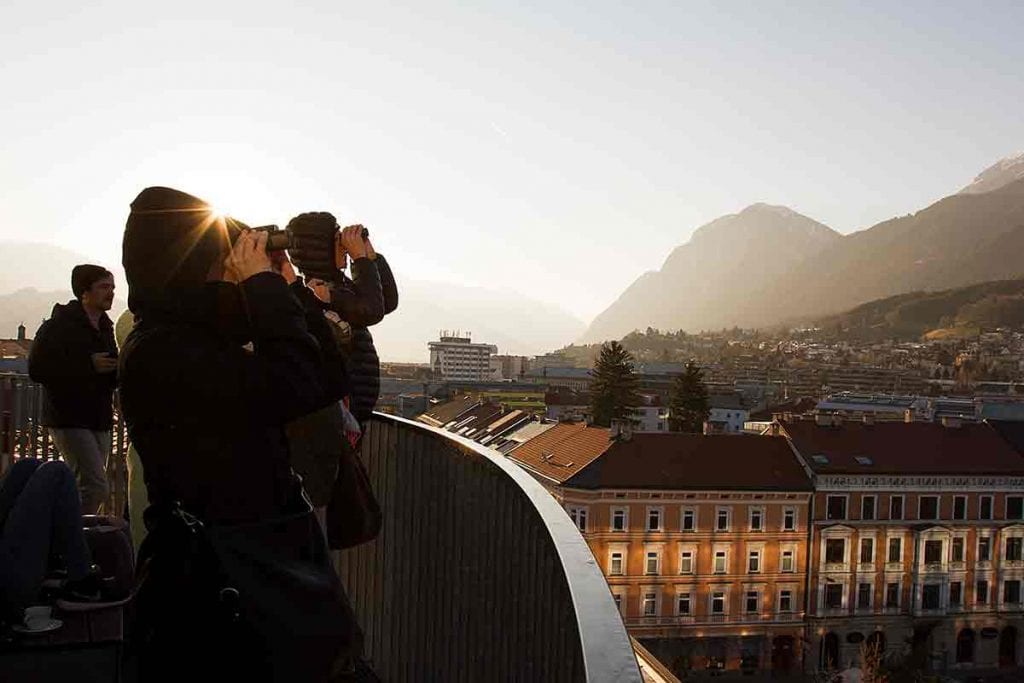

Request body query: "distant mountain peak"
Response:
[742, 202, 797, 215]
[960, 151, 1024, 195]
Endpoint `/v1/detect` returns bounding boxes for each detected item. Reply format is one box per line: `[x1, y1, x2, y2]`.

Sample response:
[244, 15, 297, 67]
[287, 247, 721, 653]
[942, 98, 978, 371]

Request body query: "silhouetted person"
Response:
[119, 187, 362, 682]
[28, 264, 118, 514]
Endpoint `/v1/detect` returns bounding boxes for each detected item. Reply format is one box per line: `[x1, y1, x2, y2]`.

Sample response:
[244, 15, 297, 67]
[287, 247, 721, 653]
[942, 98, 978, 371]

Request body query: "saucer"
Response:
[12, 618, 63, 635]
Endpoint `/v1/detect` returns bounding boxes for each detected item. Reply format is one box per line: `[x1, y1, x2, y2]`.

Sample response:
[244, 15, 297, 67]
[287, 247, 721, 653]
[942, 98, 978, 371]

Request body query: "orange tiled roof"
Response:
[507, 422, 612, 484]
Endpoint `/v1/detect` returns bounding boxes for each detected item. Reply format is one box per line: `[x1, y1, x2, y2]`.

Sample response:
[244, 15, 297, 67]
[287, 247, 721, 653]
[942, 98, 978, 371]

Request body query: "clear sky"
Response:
[2, 0, 1023, 322]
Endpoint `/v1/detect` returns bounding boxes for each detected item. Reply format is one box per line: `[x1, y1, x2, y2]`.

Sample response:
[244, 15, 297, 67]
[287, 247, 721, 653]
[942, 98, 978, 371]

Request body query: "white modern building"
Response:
[428, 333, 498, 382]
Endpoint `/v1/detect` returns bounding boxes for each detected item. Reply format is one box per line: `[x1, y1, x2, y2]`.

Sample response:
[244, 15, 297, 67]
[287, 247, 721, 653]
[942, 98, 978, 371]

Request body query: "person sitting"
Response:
[0, 459, 101, 621]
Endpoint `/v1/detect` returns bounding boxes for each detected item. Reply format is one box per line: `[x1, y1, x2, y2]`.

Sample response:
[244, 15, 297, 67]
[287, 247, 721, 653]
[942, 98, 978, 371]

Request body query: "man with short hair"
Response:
[28, 264, 118, 514]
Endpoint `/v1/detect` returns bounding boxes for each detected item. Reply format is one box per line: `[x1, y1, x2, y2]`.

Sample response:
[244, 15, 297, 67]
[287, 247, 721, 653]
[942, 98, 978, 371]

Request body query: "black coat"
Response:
[119, 273, 333, 524]
[28, 300, 117, 430]
[121, 274, 361, 680]
[329, 254, 398, 422]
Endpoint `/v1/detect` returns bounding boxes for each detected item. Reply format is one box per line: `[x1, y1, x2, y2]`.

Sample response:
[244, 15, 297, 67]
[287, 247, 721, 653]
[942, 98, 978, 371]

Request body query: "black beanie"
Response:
[71, 264, 113, 298]
[122, 186, 241, 315]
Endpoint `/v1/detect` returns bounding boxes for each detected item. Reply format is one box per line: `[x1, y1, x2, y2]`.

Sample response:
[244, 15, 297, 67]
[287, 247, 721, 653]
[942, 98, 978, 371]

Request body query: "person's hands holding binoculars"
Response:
[338, 225, 368, 261]
[224, 230, 273, 283]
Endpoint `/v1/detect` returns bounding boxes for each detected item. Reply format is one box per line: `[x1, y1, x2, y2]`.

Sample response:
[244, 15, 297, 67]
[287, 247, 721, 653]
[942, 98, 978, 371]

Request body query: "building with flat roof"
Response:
[428, 333, 498, 382]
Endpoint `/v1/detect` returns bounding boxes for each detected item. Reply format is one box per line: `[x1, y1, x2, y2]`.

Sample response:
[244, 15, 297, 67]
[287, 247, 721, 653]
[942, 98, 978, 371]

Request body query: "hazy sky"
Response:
[2, 0, 1023, 321]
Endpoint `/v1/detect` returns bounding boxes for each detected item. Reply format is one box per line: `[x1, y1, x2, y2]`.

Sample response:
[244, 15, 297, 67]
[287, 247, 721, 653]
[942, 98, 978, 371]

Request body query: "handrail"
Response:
[339, 413, 642, 682]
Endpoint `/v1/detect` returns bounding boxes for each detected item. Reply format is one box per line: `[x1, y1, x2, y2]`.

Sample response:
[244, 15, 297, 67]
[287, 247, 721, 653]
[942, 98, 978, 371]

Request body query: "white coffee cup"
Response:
[23, 605, 52, 630]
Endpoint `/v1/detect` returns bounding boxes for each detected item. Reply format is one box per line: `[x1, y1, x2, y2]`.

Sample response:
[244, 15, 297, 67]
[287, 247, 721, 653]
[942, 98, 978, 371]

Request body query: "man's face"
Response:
[83, 276, 115, 311]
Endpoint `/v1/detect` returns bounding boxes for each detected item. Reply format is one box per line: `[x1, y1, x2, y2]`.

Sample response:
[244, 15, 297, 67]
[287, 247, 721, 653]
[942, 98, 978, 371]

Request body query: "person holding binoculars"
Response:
[118, 186, 377, 681]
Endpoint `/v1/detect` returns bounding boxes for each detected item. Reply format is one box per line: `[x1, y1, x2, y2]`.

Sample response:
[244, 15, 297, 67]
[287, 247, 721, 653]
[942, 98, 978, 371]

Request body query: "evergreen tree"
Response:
[668, 361, 710, 433]
[589, 341, 640, 427]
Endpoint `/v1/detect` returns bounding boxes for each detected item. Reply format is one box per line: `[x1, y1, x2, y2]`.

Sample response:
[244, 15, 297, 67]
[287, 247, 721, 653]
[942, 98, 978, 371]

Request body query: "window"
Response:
[952, 537, 965, 562]
[1009, 496, 1024, 521]
[922, 584, 941, 610]
[643, 591, 658, 616]
[783, 507, 796, 531]
[977, 580, 989, 605]
[568, 506, 588, 532]
[714, 550, 728, 574]
[979, 537, 992, 562]
[745, 591, 759, 613]
[888, 537, 902, 564]
[750, 508, 763, 531]
[861, 495, 876, 520]
[779, 589, 793, 613]
[857, 583, 872, 609]
[824, 583, 843, 609]
[885, 583, 900, 609]
[781, 550, 795, 573]
[681, 508, 695, 532]
[860, 538, 874, 564]
[1004, 580, 1022, 605]
[1007, 537, 1023, 562]
[953, 495, 967, 520]
[680, 550, 694, 574]
[826, 495, 847, 521]
[748, 549, 761, 573]
[610, 552, 624, 575]
[980, 495, 993, 520]
[825, 539, 845, 564]
[711, 591, 725, 614]
[677, 592, 691, 615]
[950, 581, 963, 607]
[647, 507, 662, 531]
[613, 593, 623, 614]
[924, 540, 943, 565]
[645, 551, 660, 575]
[611, 507, 627, 532]
[890, 495, 904, 520]
[919, 496, 939, 520]
[716, 508, 730, 531]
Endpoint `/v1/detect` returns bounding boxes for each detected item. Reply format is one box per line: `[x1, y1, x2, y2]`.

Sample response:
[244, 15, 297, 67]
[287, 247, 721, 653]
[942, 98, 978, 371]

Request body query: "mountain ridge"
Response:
[582, 154, 1024, 343]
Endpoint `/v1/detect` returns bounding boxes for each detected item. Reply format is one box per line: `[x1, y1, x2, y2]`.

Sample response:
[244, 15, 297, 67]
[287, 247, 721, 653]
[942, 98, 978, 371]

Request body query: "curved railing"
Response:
[3, 374, 640, 681]
[338, 413, 642, 682]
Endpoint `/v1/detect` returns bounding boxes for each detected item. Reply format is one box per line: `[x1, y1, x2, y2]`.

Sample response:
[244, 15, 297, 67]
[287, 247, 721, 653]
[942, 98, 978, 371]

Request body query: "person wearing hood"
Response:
[118, 187, 365, 681]
[28, 264, 118, 514]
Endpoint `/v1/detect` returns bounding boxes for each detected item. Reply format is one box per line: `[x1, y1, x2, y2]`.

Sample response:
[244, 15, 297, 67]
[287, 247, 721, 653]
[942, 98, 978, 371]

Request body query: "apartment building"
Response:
[508, 426, 812, 677]
[782, 416, 1024, 672]
[428, 333, 497, 381]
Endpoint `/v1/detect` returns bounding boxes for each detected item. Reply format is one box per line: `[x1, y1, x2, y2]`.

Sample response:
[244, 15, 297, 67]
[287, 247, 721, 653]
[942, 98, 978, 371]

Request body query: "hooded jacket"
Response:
[118, 187, 360, 680]
[28, 300, 118, 430]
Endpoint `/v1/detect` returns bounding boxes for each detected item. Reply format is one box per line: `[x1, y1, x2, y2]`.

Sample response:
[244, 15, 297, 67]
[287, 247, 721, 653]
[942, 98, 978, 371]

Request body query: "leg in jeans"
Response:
[0, 460, 92, 612]
[51, 428, 111, 514]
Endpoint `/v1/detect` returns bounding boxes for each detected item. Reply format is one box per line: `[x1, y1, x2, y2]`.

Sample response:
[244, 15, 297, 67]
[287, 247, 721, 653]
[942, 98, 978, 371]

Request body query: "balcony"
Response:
[2, 373, 642, 681]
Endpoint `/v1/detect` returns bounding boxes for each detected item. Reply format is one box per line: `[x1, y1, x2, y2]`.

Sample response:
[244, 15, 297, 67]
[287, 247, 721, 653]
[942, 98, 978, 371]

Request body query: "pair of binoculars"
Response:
[251, 224, 369, 252]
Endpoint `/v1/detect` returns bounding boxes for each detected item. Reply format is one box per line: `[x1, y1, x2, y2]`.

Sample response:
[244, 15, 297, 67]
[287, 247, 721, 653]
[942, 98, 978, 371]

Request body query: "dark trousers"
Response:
[0, 459, 92, 615]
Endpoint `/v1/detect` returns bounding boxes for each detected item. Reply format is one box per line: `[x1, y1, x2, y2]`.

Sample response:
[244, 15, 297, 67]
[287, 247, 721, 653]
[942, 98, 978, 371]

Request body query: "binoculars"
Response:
[251, 224, 369, 252]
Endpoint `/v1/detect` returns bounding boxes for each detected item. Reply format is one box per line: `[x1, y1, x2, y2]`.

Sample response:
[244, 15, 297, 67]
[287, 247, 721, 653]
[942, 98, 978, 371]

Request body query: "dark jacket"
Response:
[28, 300, 117, 430]
[121, 274, 361, 680]
[120, 273, 332, 524]
[329, 254, 398, 422]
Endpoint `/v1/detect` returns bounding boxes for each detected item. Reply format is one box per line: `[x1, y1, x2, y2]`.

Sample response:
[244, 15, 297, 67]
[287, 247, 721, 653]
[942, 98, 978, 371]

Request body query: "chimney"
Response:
[610, 419, 633, 442]
[904, 409, 913, 424]
[17, 323, 26, 342]
[770, 422, 781, 437]
[702, 420, 714, 436]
